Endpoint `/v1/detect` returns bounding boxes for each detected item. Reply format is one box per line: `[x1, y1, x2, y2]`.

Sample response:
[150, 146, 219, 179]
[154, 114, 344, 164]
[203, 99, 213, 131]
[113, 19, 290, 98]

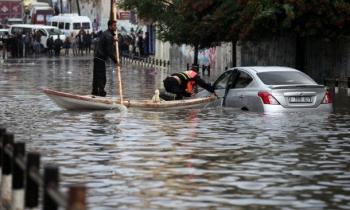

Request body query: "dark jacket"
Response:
[94, 29, 116, 63]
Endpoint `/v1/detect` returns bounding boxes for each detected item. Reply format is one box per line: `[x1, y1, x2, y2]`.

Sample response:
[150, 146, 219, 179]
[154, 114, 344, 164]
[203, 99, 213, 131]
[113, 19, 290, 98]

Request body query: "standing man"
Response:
[91, 20, 117, 97]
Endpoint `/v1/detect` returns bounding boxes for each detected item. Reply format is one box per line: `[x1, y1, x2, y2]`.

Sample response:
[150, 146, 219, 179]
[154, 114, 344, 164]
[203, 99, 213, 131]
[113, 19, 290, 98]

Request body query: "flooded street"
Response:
[1, 56, 350, 210]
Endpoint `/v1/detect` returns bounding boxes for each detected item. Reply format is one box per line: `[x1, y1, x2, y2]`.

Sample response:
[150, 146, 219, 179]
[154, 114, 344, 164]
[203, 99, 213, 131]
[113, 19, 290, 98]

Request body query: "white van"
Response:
[48, 14, 92, 36]
[9, 24, 66, 48]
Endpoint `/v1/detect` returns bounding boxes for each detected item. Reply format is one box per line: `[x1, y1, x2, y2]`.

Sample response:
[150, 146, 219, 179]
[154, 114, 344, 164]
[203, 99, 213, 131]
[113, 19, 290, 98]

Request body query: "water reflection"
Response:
[1, 57, 350, 209]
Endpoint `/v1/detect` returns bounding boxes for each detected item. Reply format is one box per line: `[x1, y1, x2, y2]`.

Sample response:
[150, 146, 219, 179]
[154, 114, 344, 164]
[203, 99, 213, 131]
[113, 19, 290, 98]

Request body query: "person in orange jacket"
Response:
[162, 65, 215, 100]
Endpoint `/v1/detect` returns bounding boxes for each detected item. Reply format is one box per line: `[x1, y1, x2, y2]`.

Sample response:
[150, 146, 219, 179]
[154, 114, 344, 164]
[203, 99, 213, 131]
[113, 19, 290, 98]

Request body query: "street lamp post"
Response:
[76, 0, 81, 15]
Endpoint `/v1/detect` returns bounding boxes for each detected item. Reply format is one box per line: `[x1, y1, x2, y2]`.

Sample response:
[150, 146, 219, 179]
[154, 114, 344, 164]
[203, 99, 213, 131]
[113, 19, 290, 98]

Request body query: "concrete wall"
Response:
[158, 35, 350, 83]
[304, 37, 350, 82]
[237, 36, 350, 83]
[160, 41, 233, 73]
[237, 36, 296, 68]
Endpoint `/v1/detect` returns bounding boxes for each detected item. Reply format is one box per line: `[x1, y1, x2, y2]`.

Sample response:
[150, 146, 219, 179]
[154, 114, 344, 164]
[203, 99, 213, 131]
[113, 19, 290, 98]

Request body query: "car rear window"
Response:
[257, 71, 316, 85]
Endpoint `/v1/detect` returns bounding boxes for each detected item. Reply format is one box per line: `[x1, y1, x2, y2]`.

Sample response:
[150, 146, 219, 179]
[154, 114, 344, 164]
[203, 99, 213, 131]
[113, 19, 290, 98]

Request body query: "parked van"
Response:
[31, 6, 54, 25]
[48, 14, 92, 36]
[9, 24, 65, 48]
[27, 1, 54, 25]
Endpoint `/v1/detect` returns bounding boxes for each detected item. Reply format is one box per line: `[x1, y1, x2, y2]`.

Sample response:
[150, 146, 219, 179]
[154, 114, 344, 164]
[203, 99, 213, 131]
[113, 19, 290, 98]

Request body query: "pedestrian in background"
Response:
[85, 31, 92, 54]
[47, 36, 54, 56]
[63, 37, 70, 56]
[24, 32, 32, 57]
[54, 36, 63, 56]
[71, 32, 78, 56]
[77, 28, 85, 55]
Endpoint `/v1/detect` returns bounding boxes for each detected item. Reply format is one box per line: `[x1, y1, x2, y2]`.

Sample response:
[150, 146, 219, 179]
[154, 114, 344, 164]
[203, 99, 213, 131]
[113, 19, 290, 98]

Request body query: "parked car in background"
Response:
[199, 66, 333, 113]
[48, 14, 92, 36]
[30, 6, 54, 25]
[2, 18, 23, 28]
[27, 1, 54, 25]
[9, 24, 65, 48]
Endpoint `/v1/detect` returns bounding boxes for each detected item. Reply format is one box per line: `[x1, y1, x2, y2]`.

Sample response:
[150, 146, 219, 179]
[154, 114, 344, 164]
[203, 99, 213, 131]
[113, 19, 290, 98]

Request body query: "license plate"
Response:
[288, 96, 312, 103]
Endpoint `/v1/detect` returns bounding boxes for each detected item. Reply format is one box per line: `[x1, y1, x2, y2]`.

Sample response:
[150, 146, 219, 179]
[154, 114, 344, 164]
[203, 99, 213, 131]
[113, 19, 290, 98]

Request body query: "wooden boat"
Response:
[43, 88, 216, 111]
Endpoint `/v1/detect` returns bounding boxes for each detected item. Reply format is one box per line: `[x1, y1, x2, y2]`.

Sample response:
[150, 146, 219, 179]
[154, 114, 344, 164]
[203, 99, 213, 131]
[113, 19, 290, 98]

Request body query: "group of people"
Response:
[3, 31, 43, 58]
[47, 29, 94, 56]
[92, 20, 216, 100]
[2, 28, 97, 58]
[2, 27, 151, 60]
[119, 27, 150, 59]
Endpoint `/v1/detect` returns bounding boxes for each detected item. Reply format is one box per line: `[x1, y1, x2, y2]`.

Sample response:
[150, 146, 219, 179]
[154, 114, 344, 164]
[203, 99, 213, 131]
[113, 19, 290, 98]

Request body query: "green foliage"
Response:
[120, 0, 350, 45]
[235, 0, 350, 40]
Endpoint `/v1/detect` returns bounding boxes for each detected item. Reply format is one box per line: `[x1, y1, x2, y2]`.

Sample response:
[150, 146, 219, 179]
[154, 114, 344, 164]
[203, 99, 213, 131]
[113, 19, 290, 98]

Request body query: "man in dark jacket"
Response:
[53, 36, 63, 56]
[91, 20, 117, 97]
[162, 65, 216, 100]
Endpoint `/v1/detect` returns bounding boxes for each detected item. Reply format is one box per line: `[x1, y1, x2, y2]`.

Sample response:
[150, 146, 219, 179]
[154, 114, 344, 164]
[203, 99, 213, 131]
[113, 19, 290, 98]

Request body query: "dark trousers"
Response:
[163, 77, 185, 100]
[92, 58, 107, 96]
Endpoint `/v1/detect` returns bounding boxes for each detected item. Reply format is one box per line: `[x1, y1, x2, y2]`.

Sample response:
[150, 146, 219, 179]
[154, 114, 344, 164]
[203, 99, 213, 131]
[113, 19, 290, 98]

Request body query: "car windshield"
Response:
[257, 71, 316, 85]
[47, 28, 63, 35]
[9, 20, 23, 24]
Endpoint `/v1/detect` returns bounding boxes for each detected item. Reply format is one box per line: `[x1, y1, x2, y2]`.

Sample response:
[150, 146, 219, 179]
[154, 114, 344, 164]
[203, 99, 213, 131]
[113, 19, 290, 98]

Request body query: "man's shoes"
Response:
[91, 90, 106, 97]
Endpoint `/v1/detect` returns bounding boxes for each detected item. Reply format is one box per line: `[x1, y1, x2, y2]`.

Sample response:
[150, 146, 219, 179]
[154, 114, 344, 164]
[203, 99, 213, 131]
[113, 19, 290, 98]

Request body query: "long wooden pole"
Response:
[112, 0, 124, 105]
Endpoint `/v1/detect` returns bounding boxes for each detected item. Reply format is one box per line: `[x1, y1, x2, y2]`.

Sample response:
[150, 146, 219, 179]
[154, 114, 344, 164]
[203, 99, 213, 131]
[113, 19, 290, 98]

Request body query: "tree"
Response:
[120, 0, 233, 65]
[120, 0, 350, 68]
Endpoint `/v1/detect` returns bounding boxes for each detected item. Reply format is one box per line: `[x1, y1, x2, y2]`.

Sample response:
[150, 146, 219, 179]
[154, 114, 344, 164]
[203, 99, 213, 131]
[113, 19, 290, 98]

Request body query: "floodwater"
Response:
[1, 56, 350, 210]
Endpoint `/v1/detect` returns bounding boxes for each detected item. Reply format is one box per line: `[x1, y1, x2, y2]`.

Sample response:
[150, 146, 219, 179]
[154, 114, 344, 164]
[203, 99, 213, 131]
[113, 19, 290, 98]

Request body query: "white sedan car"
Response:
[200, 66, 333, 113]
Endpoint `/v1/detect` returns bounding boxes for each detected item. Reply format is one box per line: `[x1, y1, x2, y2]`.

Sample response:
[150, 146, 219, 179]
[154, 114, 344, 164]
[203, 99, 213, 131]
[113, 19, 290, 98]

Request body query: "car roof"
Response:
[10, 24, 57, 29]
[5, 18, 23, 20]
[49, 14, 91, 22]
[238, 66, 300, 73]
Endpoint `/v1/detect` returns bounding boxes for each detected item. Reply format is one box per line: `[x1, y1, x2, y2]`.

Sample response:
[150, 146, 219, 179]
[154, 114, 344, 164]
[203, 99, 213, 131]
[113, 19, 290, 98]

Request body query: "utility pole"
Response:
[69, 0, 72, 13]
[110, 0, 114, 20]
[76, 0, 81, 15]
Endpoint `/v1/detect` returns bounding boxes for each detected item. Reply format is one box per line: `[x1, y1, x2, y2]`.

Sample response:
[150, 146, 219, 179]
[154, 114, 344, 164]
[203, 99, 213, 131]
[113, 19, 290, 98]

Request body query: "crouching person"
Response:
[161, 65, 215, 100]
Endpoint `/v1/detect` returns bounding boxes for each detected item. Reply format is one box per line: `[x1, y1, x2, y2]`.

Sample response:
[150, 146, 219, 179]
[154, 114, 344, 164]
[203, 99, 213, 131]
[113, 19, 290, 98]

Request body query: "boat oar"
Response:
[113, 0, 127, 112]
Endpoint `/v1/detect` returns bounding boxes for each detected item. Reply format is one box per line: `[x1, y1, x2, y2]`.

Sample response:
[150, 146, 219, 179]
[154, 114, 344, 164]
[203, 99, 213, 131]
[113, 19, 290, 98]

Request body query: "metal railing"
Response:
[121, 56, 170, 70]
[0, 128, 87, 210]
[324, 77, 350, 95]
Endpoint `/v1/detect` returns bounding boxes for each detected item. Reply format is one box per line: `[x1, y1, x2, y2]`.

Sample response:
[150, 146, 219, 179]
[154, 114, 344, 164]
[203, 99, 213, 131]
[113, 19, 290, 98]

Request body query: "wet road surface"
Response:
[1, 56, 350, 210]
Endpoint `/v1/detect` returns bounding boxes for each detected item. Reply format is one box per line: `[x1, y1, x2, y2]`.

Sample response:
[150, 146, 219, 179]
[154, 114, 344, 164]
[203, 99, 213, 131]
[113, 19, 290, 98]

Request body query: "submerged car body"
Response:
[200, 66, 333, 113]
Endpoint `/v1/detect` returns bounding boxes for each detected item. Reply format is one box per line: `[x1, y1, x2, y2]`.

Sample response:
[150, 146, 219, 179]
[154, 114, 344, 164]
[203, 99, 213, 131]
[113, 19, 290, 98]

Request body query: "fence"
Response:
[0, 127, 87, 210]
[121, 56, 170, 71]
[324, 77, 350, 95]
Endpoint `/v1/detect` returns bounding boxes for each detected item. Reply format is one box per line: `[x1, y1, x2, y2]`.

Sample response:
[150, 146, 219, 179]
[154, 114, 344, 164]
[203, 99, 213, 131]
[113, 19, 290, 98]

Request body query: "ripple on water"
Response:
[1, 58, 350, 209]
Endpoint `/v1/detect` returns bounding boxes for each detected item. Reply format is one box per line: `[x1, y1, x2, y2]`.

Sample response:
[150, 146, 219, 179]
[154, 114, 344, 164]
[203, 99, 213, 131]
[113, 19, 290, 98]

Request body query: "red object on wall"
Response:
[0, 0, 23, 22]
[118, 11, 130, 20]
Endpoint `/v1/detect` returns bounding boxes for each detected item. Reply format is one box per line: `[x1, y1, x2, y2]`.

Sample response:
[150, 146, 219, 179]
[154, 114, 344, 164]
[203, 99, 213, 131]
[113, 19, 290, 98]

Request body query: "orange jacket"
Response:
[176, 70, 198, 94]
